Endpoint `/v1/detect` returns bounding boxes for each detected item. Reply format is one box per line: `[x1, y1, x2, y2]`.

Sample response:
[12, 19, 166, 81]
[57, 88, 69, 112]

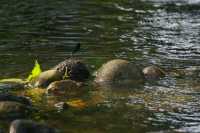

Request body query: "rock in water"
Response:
[142, 65, 166, 79]
[0, 94, 31, 119]
[9, 120, 57, 133]
[46, 80, 83, 96]
[52, 59, 90, 82]
[95, 59, 144, 84]
[34, 59, 90, 88]
[0, 83, 24, 90]
[0, 128, 5, 133]
[0, 101, 29, 119]
[0, 78, 27, 90]
[0, 94, 31, 105]
[34, 70, 63, 88]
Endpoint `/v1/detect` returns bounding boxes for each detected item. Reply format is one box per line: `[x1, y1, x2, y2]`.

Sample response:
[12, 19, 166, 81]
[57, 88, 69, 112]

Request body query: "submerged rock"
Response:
[0, 101, 30, 119]
[0, 94, 31, 119]
[95, 59, 144, 84]
[0, 78, 27, 90]
[0, 83, 24, 90]
[142, 65, 166, 79]
[34, 70, 63, 88]
[9, 119, 57, 133]
[0, 128, 5, 133]
[162, 66, 200, 78]
[52, 59, 90, 82]
[0, 94, 31, 105]
[170, 66, 200, 78]
[46, 80, 83, 96]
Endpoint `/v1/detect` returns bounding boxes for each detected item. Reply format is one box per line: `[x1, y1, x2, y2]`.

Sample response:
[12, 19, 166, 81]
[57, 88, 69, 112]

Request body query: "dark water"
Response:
[0, 0, 200, 132]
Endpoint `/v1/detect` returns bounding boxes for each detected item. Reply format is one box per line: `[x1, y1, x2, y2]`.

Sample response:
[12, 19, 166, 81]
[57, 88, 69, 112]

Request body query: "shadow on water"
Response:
[0, 0, 200, 132]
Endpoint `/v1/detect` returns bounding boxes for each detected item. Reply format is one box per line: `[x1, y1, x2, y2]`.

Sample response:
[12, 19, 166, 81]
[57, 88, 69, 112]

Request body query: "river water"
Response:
[0, 0, 200, 132]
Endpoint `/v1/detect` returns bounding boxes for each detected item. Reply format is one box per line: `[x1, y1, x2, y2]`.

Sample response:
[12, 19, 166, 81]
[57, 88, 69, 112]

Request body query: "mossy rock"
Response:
[95, 59, 144, 84]
[52, 59, 90, 82]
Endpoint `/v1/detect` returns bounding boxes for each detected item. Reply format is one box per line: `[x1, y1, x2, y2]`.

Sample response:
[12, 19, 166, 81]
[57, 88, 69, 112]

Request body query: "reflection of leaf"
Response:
[66, 99, 87, 109]
[0, 78, 27, 84]
[27, 60, 42, 81]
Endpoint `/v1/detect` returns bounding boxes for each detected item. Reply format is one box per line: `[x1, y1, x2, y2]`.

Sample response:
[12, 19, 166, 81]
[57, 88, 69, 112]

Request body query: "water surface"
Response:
[0, 0, 200, 132]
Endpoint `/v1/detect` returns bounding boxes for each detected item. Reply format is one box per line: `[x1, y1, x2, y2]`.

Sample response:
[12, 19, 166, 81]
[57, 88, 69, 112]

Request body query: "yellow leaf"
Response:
[27, 60, 42, 81]
[66, 99, 87, 109]
[0, 78, 27, 84]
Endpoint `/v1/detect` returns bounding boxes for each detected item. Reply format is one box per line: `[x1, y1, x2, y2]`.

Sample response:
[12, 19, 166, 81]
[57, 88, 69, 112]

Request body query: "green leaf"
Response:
[27, 60, 42, 81]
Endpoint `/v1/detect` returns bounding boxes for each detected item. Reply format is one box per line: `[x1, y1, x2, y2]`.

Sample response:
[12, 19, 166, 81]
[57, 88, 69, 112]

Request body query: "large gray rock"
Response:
[95, 59, 144, 84]
[9, 120, 57, 133]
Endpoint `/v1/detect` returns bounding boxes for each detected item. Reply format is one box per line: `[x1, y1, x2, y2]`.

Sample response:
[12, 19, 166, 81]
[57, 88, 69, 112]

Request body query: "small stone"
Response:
[142, 65, 166, 79]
